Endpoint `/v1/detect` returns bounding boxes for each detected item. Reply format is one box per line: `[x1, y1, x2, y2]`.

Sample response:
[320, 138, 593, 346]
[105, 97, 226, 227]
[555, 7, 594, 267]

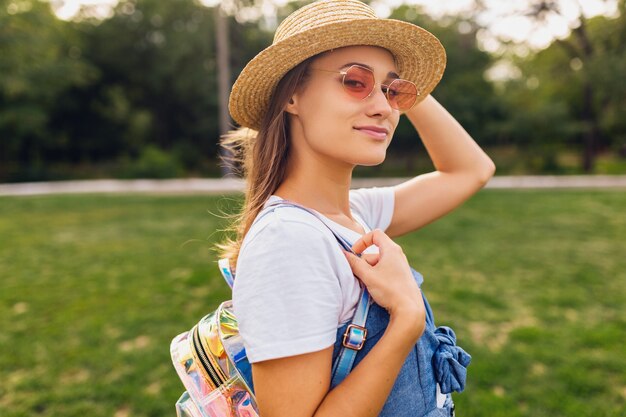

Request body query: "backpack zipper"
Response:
[190, 324, 223, 388]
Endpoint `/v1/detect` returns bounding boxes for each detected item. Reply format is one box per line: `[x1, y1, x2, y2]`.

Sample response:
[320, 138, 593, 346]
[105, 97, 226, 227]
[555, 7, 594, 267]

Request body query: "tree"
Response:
[78, 0, 218, 156]
[0, 0, 96, 180]
[213, 3, 234, 176]
[386, 5, 504, 170]
[496, 0, 623, 172]
[70, 0, 274, 174]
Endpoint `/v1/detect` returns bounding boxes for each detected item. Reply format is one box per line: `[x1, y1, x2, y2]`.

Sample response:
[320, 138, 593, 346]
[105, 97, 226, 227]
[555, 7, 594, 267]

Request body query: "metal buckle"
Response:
[342, 324, 367, 350]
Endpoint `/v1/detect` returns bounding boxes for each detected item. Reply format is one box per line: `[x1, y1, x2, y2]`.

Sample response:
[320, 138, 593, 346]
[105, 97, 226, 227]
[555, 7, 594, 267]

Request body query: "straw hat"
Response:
[228, 0, 446, 131]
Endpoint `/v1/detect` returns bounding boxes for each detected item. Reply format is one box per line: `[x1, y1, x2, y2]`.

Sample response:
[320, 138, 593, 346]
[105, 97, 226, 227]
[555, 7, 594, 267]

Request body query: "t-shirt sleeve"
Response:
[349, 185, 396, 231]
[232, 213, 343, 363]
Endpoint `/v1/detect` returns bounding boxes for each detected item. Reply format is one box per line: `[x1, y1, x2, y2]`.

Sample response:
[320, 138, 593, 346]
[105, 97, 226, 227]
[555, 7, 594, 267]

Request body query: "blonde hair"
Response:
[212, 57, 314, 269]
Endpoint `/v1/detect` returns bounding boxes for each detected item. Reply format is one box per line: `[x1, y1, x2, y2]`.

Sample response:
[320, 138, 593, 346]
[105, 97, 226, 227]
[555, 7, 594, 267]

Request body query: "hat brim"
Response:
[229, 18, 446, 131]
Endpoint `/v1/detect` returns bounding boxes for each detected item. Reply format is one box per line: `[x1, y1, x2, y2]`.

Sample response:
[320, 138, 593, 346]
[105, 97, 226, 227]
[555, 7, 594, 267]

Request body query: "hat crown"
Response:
[273, 0, 377, 44]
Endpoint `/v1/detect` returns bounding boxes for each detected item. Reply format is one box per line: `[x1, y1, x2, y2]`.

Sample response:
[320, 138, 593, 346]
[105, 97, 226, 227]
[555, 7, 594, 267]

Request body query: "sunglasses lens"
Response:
[387, 79, 418, 110]
[342, 66, 375, 99]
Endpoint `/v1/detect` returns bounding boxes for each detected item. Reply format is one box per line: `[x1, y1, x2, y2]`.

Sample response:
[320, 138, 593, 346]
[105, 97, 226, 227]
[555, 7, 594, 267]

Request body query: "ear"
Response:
[284, 94, 299, 116]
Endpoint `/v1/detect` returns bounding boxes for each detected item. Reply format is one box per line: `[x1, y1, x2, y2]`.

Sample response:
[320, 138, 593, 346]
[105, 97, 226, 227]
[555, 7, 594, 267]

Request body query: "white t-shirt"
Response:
[232, 186, 395, 364]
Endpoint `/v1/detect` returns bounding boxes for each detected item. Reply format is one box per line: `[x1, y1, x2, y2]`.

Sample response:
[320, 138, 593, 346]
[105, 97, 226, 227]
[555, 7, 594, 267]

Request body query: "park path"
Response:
[1, 175, 626, 196]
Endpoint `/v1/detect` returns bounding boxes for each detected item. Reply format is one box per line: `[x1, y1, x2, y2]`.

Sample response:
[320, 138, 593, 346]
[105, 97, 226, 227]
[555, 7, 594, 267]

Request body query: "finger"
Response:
[351, 230, 376, 254]
[342, 250, 371, 278]
[360, 253, 380, 267]
[351, 229, 391, 255]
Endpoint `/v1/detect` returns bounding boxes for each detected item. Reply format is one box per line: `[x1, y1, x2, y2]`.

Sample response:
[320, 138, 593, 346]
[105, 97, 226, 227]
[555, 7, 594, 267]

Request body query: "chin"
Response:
[353, 153, 387, 167]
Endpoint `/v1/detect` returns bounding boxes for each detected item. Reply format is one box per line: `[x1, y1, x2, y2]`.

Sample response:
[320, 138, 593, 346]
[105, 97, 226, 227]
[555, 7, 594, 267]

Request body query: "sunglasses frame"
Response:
[310, 64, 420, 111]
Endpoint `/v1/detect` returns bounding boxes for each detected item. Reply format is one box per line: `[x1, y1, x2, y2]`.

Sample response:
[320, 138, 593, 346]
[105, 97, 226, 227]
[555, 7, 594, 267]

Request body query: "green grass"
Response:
[0, 190, 625, 416]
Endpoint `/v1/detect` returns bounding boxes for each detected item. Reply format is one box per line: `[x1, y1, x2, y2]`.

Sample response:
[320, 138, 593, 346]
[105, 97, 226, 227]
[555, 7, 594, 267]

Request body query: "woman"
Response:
[216, 1, 495, 416]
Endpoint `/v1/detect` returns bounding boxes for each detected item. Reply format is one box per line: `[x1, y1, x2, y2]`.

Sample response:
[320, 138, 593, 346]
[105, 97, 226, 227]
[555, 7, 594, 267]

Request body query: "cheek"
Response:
[390, 114, 401, 132]
[299, 91, 354, 141]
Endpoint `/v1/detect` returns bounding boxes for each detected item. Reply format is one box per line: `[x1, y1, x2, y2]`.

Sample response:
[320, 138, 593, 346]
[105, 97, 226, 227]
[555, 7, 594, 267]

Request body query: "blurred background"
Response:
[1, 0, 625, 182]
[1, 1, 625, 417]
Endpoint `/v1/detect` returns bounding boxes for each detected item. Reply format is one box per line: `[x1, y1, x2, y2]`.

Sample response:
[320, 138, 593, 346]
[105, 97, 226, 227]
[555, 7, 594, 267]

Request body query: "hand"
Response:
[342, 229, 425, 322]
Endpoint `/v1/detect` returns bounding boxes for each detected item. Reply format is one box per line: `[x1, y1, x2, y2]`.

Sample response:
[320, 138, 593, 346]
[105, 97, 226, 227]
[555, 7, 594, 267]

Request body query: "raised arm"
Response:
[386, 95, 496, 238]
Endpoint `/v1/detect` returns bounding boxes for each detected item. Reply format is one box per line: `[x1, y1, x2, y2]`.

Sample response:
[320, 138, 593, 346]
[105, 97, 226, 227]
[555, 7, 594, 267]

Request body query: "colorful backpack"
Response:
[170, 200, 374, 417]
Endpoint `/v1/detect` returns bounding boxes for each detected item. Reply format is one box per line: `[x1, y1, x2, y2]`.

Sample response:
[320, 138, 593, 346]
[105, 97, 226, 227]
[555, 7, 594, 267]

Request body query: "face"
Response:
[285, 45, 401, 167]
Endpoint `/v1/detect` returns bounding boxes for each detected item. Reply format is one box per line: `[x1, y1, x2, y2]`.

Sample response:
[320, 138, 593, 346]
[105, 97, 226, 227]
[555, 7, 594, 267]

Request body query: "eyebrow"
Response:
[339, 62, 400, 79]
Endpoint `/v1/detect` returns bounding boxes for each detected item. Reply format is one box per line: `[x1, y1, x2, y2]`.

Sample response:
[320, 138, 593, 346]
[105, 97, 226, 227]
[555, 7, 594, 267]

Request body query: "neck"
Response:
[274, 151, 355, 219]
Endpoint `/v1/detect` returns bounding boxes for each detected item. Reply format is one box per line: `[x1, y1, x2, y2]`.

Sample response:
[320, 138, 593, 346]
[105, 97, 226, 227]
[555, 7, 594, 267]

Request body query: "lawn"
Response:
[0, 190, 624, 417]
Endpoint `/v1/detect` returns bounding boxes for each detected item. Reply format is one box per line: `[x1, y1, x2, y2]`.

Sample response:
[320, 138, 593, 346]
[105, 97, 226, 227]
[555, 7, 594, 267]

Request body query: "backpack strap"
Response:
[330, 284, 370, 388]
[218, 258, 235, 289]
[217, 198, 371, 387]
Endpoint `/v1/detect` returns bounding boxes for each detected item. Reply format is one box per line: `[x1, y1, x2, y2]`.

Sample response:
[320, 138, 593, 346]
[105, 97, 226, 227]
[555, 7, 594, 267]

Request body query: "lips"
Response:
[354, 125, 389, 140]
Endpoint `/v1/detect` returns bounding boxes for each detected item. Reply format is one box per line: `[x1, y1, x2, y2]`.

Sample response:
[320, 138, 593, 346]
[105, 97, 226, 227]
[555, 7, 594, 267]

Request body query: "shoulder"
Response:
[234, 206, 340, 292]
[240, 205, 337, 255]
[349, 185, 395, 209]
[349, 186, 396, 231]
[232, 206, 346, 363]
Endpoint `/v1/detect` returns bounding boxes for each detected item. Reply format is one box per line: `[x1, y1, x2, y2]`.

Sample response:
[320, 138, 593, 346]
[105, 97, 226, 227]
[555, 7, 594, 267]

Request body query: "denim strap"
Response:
[330, 283, 370, 388]
[219, 199, 372, 386]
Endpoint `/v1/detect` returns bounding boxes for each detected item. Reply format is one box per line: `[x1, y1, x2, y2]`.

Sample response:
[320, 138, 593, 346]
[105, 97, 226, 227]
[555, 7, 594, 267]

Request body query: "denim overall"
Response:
[248, 200, 471, 417]
[331, 267, 468, 417]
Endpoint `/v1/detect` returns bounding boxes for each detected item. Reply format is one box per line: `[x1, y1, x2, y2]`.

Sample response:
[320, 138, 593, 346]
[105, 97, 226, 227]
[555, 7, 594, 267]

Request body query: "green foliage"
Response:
[72, 0, 220, 158]
[0, 190, 625, 416]
[0, 0, 98, 174]
[497, 4, 626, 169]
[1, 0, 625, 180]
[116, 144, 183, 178]
[390, 6, 506, 152]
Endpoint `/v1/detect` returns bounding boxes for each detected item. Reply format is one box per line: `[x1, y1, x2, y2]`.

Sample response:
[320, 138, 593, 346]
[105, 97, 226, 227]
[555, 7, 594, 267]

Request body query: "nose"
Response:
[365, 82, 394, 118]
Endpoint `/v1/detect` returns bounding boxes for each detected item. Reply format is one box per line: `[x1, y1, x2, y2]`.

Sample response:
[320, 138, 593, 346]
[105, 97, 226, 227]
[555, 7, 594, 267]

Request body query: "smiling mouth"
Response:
[354, 128, 387, 140]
